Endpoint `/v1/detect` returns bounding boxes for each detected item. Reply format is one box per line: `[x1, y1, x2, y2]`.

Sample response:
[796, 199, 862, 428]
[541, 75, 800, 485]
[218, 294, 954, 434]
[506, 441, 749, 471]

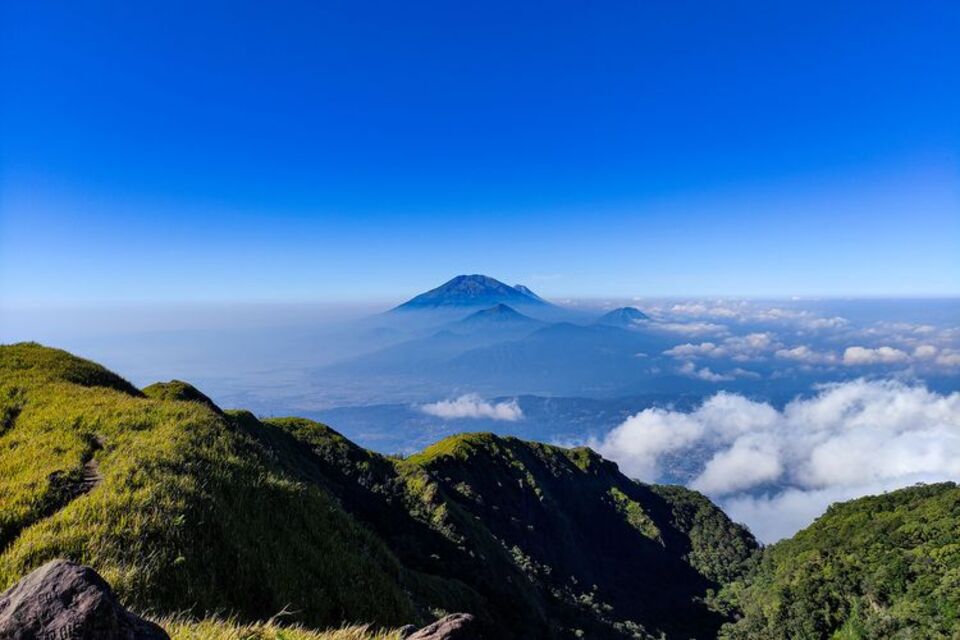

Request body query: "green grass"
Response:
[0, 342, 415, 629]
[142, 379, 224, 414]
[608, 487, 661, 541]
[157, 616, 402, 640]
[0, 342, 142, 396]
[405, 432, 505, 465]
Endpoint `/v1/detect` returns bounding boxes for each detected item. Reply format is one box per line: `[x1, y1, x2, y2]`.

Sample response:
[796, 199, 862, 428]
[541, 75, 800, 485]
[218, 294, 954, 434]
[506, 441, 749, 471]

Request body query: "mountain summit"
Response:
[595, 306, 651, 327]
[394, 274, 549, 310]
[512, 284, 548, 303]
[456, 304, 544, 328]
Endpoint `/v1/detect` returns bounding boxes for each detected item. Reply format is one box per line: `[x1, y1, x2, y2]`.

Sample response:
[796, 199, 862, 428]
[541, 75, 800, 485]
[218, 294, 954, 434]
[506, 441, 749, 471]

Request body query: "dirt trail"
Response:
[78, 438, 105, 494]
[1, 435, 105, 552]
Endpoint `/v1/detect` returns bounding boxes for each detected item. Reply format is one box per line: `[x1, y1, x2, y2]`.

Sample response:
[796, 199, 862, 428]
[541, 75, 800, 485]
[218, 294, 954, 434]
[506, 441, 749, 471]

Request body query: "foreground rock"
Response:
[407, 613, 479, 640]
[0, 559, 169, 640]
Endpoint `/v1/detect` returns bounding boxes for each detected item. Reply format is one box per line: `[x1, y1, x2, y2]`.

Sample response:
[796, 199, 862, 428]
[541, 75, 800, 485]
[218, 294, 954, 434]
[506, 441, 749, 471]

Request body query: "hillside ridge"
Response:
[0, 342, 755, 639]
[2, 342, 956, 639]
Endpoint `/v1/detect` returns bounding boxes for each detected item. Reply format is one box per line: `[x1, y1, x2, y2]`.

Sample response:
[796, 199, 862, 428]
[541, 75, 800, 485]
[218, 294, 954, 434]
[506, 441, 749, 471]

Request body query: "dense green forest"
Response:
[718, 482, 960, 639]
[1, 343, 957, 639]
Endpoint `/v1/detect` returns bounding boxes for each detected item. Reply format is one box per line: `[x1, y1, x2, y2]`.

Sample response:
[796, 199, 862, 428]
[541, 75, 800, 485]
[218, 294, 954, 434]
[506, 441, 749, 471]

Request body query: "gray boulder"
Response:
[0, 559, 169, 639]
[407, 613, 479, 640]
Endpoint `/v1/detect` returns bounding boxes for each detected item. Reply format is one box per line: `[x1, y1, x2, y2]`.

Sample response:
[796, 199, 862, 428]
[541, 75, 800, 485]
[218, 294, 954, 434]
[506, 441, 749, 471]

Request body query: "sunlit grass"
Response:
[156, 616, 402, 640]
[0, 342, 415, 629]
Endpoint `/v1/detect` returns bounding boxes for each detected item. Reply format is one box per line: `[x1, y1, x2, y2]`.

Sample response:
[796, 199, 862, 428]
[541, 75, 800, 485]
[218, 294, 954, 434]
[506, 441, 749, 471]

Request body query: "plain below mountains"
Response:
[1, 343, 958, 639]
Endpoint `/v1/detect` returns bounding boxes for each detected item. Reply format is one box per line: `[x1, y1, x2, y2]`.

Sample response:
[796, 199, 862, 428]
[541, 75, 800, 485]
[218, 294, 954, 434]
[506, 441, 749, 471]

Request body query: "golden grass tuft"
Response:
[156, 615, 403, 640]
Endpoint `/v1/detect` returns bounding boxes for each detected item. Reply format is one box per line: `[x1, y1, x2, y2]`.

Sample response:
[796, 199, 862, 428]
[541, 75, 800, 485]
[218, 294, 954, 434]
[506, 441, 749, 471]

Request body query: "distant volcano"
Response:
[455, 304, 544, 328]
[595, 306, 650, 327]
[394, 275, 551, 310]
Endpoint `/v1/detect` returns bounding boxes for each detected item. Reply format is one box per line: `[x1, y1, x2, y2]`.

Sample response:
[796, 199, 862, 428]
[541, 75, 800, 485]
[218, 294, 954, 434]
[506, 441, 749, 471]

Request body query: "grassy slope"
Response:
[0, 343, 758, 639]
[719, 482, 960, 640]
[0, 343, 414, 628]
[159, 618, 400, 640]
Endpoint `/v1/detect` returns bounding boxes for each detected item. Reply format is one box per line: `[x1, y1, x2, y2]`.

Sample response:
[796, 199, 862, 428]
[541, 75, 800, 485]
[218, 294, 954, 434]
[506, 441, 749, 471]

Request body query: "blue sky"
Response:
[1, 1, 958, 303]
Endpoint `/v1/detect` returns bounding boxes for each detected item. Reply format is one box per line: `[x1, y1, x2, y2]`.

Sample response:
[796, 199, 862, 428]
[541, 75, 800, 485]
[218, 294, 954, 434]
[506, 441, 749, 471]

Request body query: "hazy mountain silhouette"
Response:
[596, 306, 651, 327]
[394, 275, 550, 310]
[455, 304, 546, 329]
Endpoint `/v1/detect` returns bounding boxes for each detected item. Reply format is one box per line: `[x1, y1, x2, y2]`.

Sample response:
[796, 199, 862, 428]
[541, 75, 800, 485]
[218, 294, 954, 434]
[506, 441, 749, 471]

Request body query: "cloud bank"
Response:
[653, 300, 849, 331]
[642, 299, 960, 375]
[842, 345, 909, 365]
[591, 379, 960, 542]
[420, 394, 523, 421]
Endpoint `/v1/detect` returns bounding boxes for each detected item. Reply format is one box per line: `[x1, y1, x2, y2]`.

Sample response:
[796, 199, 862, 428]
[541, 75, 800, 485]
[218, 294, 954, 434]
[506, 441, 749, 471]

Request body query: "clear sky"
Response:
[1, 1, 958, 303]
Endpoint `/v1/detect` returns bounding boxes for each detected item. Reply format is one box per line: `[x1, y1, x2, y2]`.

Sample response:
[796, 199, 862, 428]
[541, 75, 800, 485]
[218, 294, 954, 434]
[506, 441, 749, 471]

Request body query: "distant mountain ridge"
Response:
[394, 274, 551, 310]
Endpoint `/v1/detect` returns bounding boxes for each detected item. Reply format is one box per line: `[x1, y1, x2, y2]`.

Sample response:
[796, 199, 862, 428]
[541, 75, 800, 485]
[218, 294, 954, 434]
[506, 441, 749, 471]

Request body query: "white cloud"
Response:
[661, 300, 848, 330]
[765, 343, 958, 369]
[856, 323, 959, 356]
[735, 332, 777, 350]
[589, 407, 707, 480]
[936, 349, 960, 367]
[669, 302, 740, 318]
[799, 316, 849, 330]
[420, 394, 523, 421]
[654, 321, 729, 336]
[687, 364, 731, 382]
[752, 307, 848, 330]
[914, 344, 939, 359]
[664, 332, 776, 361]
[655, 315, 957, 371]
[665, 342, 723, 358]
[591, 379, 960, 542]
[692, 435, 782, 494]
[875, 321, 938, 336]
[677, 361, 760, 382]
[842, 345, 910, 365]
[675, 362, 726, 382]
[591, 391, 779, 480]
[774, 345, 838, 364]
